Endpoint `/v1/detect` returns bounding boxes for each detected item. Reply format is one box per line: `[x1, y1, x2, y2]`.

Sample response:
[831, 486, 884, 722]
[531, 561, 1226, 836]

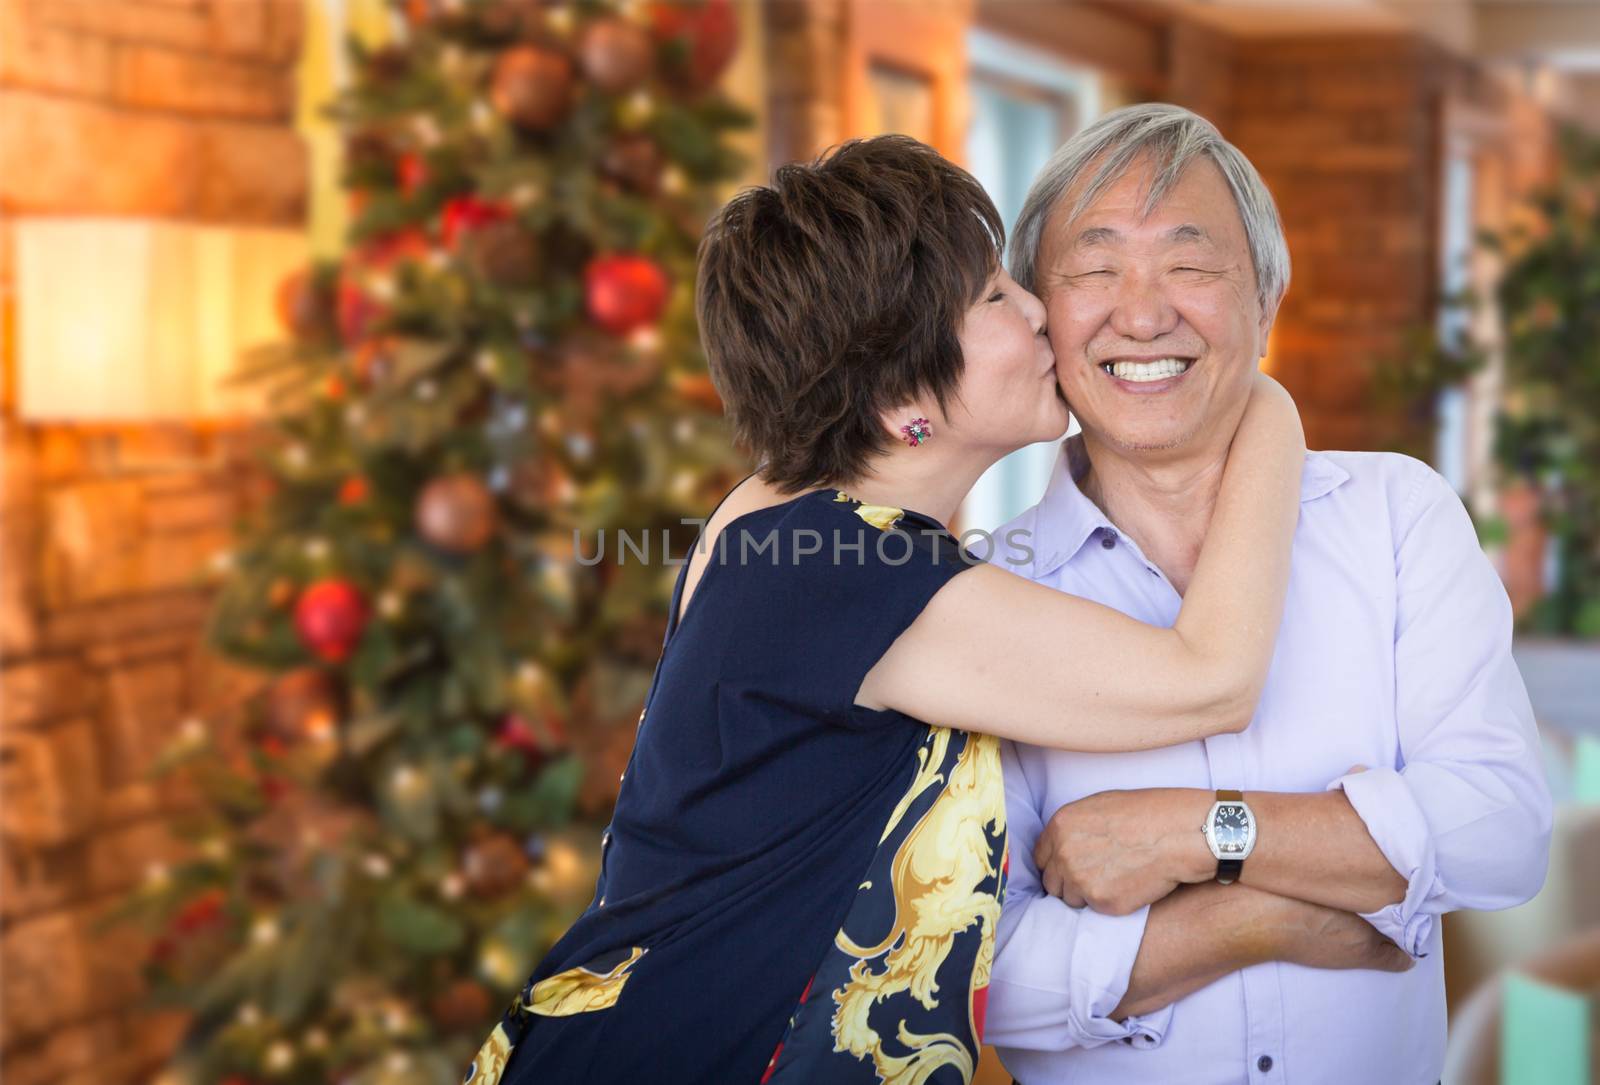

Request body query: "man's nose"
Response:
[1107, 270, 1179, 341]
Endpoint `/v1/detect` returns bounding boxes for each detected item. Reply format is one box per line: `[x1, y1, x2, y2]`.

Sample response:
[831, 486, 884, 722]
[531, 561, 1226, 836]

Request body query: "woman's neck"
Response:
[832, 446, 995, 529]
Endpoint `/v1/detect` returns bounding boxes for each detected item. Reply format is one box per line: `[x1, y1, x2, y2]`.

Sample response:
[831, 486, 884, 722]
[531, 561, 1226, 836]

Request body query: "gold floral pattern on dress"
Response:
[462, 1019, 515, 1085]
[833, 490, 906, 533]
[527, 945, 647, 1017]
[827, 727, 1008, 1083]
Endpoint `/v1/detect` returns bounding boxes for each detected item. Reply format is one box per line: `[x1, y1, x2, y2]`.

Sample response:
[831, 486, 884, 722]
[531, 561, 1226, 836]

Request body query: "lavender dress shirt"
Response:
[984, 435, 1553, 1085]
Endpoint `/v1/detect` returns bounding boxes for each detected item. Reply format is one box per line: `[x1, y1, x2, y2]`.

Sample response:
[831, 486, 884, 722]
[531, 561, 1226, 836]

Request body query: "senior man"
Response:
[985, 103, 1553, 1085]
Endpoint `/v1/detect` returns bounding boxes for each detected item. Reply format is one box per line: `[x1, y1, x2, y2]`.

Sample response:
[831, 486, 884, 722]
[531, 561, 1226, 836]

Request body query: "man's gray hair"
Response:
[1009, 103, 1290, 313]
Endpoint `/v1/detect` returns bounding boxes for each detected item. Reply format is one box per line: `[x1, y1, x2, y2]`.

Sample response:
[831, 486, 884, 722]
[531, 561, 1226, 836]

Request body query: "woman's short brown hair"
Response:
[694, 134, 1004, 493]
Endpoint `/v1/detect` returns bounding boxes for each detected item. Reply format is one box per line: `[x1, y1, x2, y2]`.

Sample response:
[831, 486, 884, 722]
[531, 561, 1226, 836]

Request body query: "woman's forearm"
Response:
[1169, 374, 1305, 726]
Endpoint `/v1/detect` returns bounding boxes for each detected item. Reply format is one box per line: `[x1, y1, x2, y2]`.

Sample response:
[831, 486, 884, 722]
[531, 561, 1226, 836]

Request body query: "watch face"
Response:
[1212, 804, 1251, 853]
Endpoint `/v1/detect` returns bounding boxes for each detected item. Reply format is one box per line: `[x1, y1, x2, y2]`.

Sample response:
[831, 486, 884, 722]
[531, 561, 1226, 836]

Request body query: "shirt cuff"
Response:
[1066, 904, 1173, 1049]
[1326, 766, 1441, 958]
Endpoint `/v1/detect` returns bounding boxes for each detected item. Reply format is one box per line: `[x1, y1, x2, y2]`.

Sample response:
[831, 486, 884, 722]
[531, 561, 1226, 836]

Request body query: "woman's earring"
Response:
[898, 418, 932, 447]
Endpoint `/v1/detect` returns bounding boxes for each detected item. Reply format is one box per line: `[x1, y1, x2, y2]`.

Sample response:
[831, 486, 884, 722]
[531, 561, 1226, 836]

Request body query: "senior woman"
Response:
[464, 134, 1305, 1085]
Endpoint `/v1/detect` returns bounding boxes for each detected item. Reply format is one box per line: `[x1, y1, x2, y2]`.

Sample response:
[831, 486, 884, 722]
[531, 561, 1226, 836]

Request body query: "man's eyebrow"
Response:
[1069, 223, 1214, 250]
[1071, 226, 1121, 251]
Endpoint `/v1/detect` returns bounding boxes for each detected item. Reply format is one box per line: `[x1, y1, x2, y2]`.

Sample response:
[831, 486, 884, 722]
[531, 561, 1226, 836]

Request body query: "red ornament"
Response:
[173, 887, 227, 935]
[339, 475, 369, 505]
[440, 195, 514, 251]
[495, 711, 568, 764]
[650, 0, 738, 91]
[362, 228, 433, 268]
[293, 578, 370, 663]
[336, 277, 381, 343]
[397, 152, 429, 197]
[336, 230, 432, 343]
[584, 253, 669, 335]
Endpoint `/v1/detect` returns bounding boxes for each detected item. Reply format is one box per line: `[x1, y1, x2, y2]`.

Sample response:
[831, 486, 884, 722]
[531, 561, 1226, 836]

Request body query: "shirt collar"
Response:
[1025, 433, 1352, 580]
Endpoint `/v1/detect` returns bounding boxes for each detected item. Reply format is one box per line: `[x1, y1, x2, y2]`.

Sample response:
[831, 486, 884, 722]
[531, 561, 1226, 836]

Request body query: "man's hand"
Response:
[1034, 788, 1214, 915]
[1037, 783, 1410, 917]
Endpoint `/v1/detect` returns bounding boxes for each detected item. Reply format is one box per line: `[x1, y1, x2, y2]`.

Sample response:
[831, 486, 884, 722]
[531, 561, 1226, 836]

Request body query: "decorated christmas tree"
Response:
[104, 2, 751, 1082]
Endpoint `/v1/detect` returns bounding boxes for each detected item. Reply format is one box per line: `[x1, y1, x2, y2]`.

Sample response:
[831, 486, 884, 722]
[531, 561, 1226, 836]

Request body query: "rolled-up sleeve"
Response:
[988, 738, 1171, 1051]
[1326, 464, 1554, 957]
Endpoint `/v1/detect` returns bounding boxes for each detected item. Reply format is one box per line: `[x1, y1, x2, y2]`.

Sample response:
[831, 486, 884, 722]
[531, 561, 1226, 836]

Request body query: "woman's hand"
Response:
[1236, 370, 1307, 467]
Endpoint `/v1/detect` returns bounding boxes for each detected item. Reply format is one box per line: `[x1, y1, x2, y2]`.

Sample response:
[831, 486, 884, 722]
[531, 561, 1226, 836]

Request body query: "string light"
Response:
[264, 1041, 294, 1071]
[479, 940, 520, 986]
[391, 764, 426, 798]
[623, 90, 655, 124]
[178, 717, 207, 747]
[251, 915, 281, 945]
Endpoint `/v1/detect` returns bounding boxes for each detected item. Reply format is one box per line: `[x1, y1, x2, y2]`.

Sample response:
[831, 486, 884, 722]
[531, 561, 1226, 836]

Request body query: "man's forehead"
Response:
[1044, 156, 1242, 252]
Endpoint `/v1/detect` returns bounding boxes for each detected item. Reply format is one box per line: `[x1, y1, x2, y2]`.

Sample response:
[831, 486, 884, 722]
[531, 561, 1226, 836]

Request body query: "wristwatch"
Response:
[1200, 789, 1257, 885]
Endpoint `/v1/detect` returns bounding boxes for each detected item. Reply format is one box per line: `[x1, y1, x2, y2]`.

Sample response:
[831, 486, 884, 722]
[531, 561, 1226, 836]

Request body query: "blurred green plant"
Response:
[1378, 123, 1600, 637]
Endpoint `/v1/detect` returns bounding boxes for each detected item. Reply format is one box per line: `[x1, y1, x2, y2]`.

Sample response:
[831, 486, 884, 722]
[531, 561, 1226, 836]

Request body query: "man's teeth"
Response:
[1104, 358, 1192, 382]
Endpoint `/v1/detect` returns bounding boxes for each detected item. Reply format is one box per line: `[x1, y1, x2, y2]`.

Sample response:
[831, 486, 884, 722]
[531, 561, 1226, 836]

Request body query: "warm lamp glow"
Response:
[15, 217, 306, 421]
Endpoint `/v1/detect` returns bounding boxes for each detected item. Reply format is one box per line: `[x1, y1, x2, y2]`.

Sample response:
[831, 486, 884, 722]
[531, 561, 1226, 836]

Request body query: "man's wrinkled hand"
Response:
[1034, 788, 1214, 915]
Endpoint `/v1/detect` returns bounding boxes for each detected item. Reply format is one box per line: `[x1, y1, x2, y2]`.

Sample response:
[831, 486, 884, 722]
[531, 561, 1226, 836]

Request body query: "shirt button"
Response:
[1101, 532, 1116, 549]
[1257, 1055, 1274, 1073]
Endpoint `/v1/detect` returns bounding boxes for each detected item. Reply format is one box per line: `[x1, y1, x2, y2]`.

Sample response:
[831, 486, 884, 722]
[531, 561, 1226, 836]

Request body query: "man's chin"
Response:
[1079, 422, 1202, 455]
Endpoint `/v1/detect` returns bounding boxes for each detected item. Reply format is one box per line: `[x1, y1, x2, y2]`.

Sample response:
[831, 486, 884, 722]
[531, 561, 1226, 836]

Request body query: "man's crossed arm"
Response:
[1031, 784, 1412, 1020]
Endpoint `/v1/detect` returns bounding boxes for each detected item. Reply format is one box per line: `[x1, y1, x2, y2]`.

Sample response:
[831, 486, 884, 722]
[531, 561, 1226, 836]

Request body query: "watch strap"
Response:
[1214, 789, 1246, 885]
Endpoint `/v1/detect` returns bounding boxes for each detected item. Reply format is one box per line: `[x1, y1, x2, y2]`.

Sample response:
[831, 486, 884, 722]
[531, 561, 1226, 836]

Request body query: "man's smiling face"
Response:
[1036, 152, 1278, 456]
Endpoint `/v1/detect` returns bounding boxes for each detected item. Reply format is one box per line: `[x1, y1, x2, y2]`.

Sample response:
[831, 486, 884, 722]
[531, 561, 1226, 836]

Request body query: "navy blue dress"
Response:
[463, 482, 1008, 1085]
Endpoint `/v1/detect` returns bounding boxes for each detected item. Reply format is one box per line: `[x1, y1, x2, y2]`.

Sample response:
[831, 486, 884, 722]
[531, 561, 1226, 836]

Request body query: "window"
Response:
[960, 29, 1100, 532]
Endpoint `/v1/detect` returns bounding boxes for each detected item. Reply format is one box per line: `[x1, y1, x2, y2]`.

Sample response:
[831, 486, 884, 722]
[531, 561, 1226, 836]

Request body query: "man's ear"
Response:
[1256, 294, 1283, 359]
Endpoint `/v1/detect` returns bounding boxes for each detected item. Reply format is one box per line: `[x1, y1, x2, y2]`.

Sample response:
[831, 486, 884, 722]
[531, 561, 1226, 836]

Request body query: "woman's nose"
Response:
[1020, 288, 1048, 335]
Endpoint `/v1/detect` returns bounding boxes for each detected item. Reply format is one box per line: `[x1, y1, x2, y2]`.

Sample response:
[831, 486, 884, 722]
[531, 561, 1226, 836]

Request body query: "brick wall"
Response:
[1227, 37, 1450, 450]
[0, 2, 303, 1082]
